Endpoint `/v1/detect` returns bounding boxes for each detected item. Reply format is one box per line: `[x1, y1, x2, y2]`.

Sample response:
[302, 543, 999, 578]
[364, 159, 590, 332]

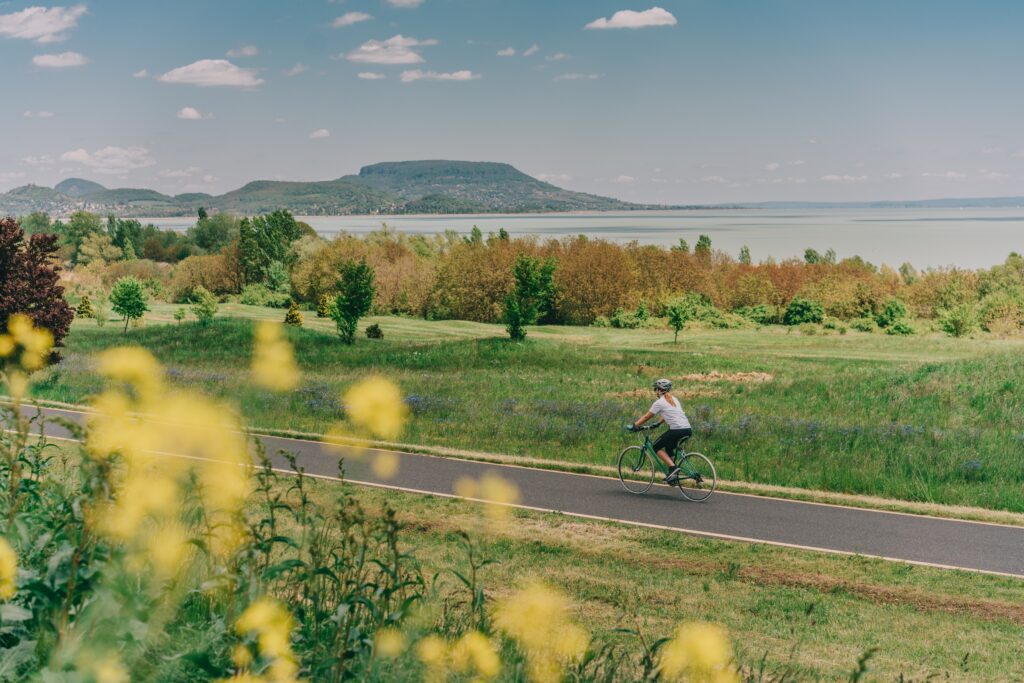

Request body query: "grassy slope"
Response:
[29, 306, 1024, 511]
[331, 482, 1024, 681]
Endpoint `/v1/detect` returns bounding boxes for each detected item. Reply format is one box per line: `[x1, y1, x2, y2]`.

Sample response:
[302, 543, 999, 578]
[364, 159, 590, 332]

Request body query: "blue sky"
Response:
[2, 0, 1023, 203]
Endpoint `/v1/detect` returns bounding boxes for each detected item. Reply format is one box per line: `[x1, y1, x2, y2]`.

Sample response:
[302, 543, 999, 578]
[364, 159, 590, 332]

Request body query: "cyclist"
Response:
[629, 378, 692, 484]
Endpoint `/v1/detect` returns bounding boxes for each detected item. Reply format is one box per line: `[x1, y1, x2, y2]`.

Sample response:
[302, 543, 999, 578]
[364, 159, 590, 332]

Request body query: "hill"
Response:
[55, 177, 106, 198]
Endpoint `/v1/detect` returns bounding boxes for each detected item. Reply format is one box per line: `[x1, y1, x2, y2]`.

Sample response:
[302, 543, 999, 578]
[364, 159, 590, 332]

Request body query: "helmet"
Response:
[653, 378, 673, 392]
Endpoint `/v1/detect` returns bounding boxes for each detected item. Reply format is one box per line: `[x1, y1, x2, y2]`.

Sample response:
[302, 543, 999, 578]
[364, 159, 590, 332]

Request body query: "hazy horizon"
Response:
[4, 1, 1024, 204]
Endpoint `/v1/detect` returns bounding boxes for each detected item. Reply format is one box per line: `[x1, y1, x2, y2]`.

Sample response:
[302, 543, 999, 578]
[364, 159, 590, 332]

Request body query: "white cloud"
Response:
[553, 72, 600, 81]
[160, 166, 201, 178]
[0, 4, 86, 43]
[497, 47, 516, 57]
[545, 52, 570, 61]
[309, 128, 331, 139]
[702, 175, 727, 183]
[921, 171, 967, 179]
[400, 69, 480, 83]
[357, 71, 386, 80]
[764, 162, 780, 171]
[176, 106, 213, 120]
[132, 68, 148, 78]
[535, 173, 572, 183]
[523, 44, 540, 57]
[226, 44, 258, 58]
[0, 171, 27, 182]
[285, 63, 307, 76]
[33, 51, 87, 68]
[60, 146, 156, 175]
[980, 146, 1004, 155]
[385, 0, 424, 7]
[23, 110, 55, 118]
[883, 172, 903, 180]
[333, 11, 372, 27]
[202, 174, 217, 183]
[977, 169, 1010, 181]
[612, 175, 635, 184]
[821, 174, 867, 182]
[808, 138, 818, 144]
[158, 59, 264, 88]
[585, 6, 677, 30]
[22, 155, 53, 166]
[790, 160, 805, 166]
[345, 34, 437, 64]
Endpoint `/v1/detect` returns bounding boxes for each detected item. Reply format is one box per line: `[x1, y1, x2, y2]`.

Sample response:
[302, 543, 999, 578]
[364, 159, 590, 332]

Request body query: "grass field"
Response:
[331, 481, 1024, 680]
[25, 304, 1024, 511]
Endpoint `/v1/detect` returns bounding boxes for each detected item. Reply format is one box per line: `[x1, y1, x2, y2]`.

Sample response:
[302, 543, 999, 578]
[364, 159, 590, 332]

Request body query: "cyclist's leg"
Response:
[651, 432, 677, 469]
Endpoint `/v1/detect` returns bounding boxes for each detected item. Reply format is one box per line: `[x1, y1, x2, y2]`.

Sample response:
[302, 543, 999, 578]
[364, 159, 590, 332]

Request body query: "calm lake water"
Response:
[144, 208, 1024, 269]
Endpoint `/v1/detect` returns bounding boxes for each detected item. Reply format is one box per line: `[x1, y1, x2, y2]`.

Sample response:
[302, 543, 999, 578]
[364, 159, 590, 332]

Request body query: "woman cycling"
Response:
[629, 378, 692, 483]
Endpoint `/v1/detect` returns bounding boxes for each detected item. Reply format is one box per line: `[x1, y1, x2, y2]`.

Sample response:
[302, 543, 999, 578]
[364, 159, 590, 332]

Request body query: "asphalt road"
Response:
[20, 404, 1024, 577]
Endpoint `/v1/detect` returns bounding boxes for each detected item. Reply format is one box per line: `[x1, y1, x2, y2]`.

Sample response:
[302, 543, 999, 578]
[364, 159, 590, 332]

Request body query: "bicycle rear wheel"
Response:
[617, 445, 655, 494]
[675, 452, 717, 502]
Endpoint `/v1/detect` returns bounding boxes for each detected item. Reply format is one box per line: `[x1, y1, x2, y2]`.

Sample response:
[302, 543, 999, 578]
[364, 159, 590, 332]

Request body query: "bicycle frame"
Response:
[638, 431, 693, 475]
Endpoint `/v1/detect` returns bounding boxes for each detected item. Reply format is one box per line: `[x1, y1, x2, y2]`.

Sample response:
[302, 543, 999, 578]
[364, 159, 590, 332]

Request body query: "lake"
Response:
[143, 208, 1024, 269]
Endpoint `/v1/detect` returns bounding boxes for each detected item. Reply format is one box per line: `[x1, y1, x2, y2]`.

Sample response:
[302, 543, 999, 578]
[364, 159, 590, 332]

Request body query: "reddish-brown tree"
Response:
[0, 216, 75, 357]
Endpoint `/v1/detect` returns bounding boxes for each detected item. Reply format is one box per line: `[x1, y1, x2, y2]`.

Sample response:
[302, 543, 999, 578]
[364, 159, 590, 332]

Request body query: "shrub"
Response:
[979, 291, 1024, 332]
[503, 254, 556, 341]
[939, 303, 977, 338]
[849, 317, 878, 333]
[316, 294, 333, 318]
[109, 276, 149, 333]
[332, 259, 376, 345]
[798, 323, 818, 336]
[783, 298, 824, 325]
[734, 304, 774, 325]
[610, 306, 658, 329]
[886, 320, 915, 336]
[240, 283, 291, 308]
[191, 285, 218, 326]
[591, 315, 610, 328]
[284, 301, 304, 327]
[875, 298, 908, 329]
[76, 295, 95, 318]
[173, 307, 186, 324]
[366, 323, 384, 339]
[822, 317, 841, 330]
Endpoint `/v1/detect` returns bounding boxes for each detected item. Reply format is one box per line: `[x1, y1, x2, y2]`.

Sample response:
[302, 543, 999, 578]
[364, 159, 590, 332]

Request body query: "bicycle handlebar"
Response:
[624, 423, 662, 432]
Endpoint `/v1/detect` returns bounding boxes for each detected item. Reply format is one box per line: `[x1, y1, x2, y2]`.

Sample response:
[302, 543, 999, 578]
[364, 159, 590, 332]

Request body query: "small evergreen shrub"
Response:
[317, 295, 334, 318]
[850, 317, 878, 333]
[885, 320, 915, 336]
[784, 298, 824, 325]
[875, 299, 908, 329]
[366, 323, 384, 339]
[76, 295, 95, 318]
[284, 301, 304, 327]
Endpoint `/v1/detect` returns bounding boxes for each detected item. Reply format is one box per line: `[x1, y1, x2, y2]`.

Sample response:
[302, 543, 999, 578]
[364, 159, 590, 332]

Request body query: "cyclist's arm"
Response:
[633, 411, 657, 429]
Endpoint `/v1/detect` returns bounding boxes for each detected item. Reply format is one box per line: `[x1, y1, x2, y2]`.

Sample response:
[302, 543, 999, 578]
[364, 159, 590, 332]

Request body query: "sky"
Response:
[2, 0, 1024, 204]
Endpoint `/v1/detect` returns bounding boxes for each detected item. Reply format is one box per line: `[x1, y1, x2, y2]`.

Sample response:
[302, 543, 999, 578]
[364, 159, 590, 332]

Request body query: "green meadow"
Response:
[27, 304, 1024, 512]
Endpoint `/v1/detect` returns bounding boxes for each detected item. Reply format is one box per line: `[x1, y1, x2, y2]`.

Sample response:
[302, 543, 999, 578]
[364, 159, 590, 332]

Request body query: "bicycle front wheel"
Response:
[617, 445, 655, 494]
[676, 452, 717, 502]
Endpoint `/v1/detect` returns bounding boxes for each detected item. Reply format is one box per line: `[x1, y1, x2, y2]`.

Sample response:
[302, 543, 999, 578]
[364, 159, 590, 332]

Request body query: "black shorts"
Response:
[653, 428, 692, 455]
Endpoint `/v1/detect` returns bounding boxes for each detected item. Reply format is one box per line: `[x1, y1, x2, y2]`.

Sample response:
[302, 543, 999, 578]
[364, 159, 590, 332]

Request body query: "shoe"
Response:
[663, 467, 681, 484]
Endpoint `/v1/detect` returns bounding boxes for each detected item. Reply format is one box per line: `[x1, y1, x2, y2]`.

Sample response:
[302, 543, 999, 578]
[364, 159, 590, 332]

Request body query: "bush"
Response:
[849, 317, 878, 333]
[240, 283, 291, 308]
[798, 323, 818, 336]
[109, 276, 149, 333]
[822, 317, 841, 330]
[734, 304, 774, 325]
[316, 294, 334, 318]
[939, 303, 978, 338]
[76, 295, 95, 318]
[332, 259, 376, 344]
[191, 285, 218, 325]
[366, 323, 384, 339]
[284, 301, 304, 327]
[875, 298, 908, 329]
[979, 291, 1024, 332]
[885, 320, 915, 336]
[173, 308, 186, 324]
[783, 298, 824, 325]
[591, 315, 610, 328]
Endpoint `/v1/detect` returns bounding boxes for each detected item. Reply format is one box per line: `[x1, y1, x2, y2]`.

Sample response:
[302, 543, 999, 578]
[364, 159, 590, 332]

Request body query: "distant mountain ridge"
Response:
[0, 160, 642, 217]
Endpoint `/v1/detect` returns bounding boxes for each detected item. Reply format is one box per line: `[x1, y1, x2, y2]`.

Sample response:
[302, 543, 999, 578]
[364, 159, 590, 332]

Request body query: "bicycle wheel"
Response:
[617, 445, 655, 494]
[675, 452, 717, 502]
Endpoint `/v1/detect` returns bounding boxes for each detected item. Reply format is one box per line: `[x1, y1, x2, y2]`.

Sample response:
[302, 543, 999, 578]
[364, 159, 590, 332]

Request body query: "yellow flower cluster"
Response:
[226, 598, 302, 683]
[493, 582, 589, 683]
[659, 622, 739, 683]
[0, 313, 54, 371]
[0, 537, 17, 600]
[251, 322, 300, 392]
[412, 631, 500, 683]
[373, 627, 407, 658]
[454, 473, 521, 529]
[87, 347, 252, 567]
[342, 376, 409, 440]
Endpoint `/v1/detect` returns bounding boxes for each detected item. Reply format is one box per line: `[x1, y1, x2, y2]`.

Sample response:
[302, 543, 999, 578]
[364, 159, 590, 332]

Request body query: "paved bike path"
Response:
[24, 405, 1024, 577]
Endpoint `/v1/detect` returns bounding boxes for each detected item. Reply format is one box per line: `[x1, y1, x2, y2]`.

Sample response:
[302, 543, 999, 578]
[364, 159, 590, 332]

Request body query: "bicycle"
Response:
[617, 424, 717, 501]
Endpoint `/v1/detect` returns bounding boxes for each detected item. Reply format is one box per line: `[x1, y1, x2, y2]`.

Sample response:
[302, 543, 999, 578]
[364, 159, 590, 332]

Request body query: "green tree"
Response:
[899, 262, 918, 285]
[64, 211, 103, 264]
[939, 303, 977, 338]
[174, 307, 187, 324]
[76, 295, 95, 318]
[695, 235, 712, 259]
[78, 232, 123, 266]
[331, 259, 376, 344]
[783, 298, 824, 325]
[191, 286, 218, 326]
[108, 216, 144, 257]
[804, 248, 823, 264]
[502, 254, 556, 341]
[467, 226, 484, 244]
[875, 299, 908, 329]
[239, 210, 301, 285]
[739, 245, 751, 265]
[671, 238, 689, 253]
[19, 211, 52, 235]
[284, 300, 304, 327]
[197, 206, 208, 220]
[665, 299, 691, 343]
[188, 212, 240, 253]
[498, 228, 510, 242]
[110, 276, 149, 332]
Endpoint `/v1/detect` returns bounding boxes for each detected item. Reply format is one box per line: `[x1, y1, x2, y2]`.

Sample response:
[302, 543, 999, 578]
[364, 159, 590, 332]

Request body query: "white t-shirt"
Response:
[651, 395, 691, 430]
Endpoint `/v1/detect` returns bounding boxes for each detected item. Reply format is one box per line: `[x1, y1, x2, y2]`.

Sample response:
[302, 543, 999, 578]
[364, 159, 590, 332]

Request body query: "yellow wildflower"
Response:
[147, 523, 189, 577]
[451, 631, 501, 680]
[493, 582, 589, 683]
[96, 346, 164, 399]
[93, 655, 130, 683]
[6, 371, 28, 402]
[372, 451, 400, 479]
[374, 626, 407, 659]
[0, 537, 17, 600]
[232, 644, 254, 669]
[6, 314, 53, 370]
[416, 634, 449, 682]
[454, 473, 520, 528]
[659, 622, 738, 683]
[342, 376, 408, 440]
[236, 598, 299, 680]
[251, 321, 300, 392]
[0, 334, 14, 357]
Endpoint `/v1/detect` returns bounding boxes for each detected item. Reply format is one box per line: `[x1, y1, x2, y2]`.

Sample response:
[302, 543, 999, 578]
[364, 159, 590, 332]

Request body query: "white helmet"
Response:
[653, 378, 673, 392]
